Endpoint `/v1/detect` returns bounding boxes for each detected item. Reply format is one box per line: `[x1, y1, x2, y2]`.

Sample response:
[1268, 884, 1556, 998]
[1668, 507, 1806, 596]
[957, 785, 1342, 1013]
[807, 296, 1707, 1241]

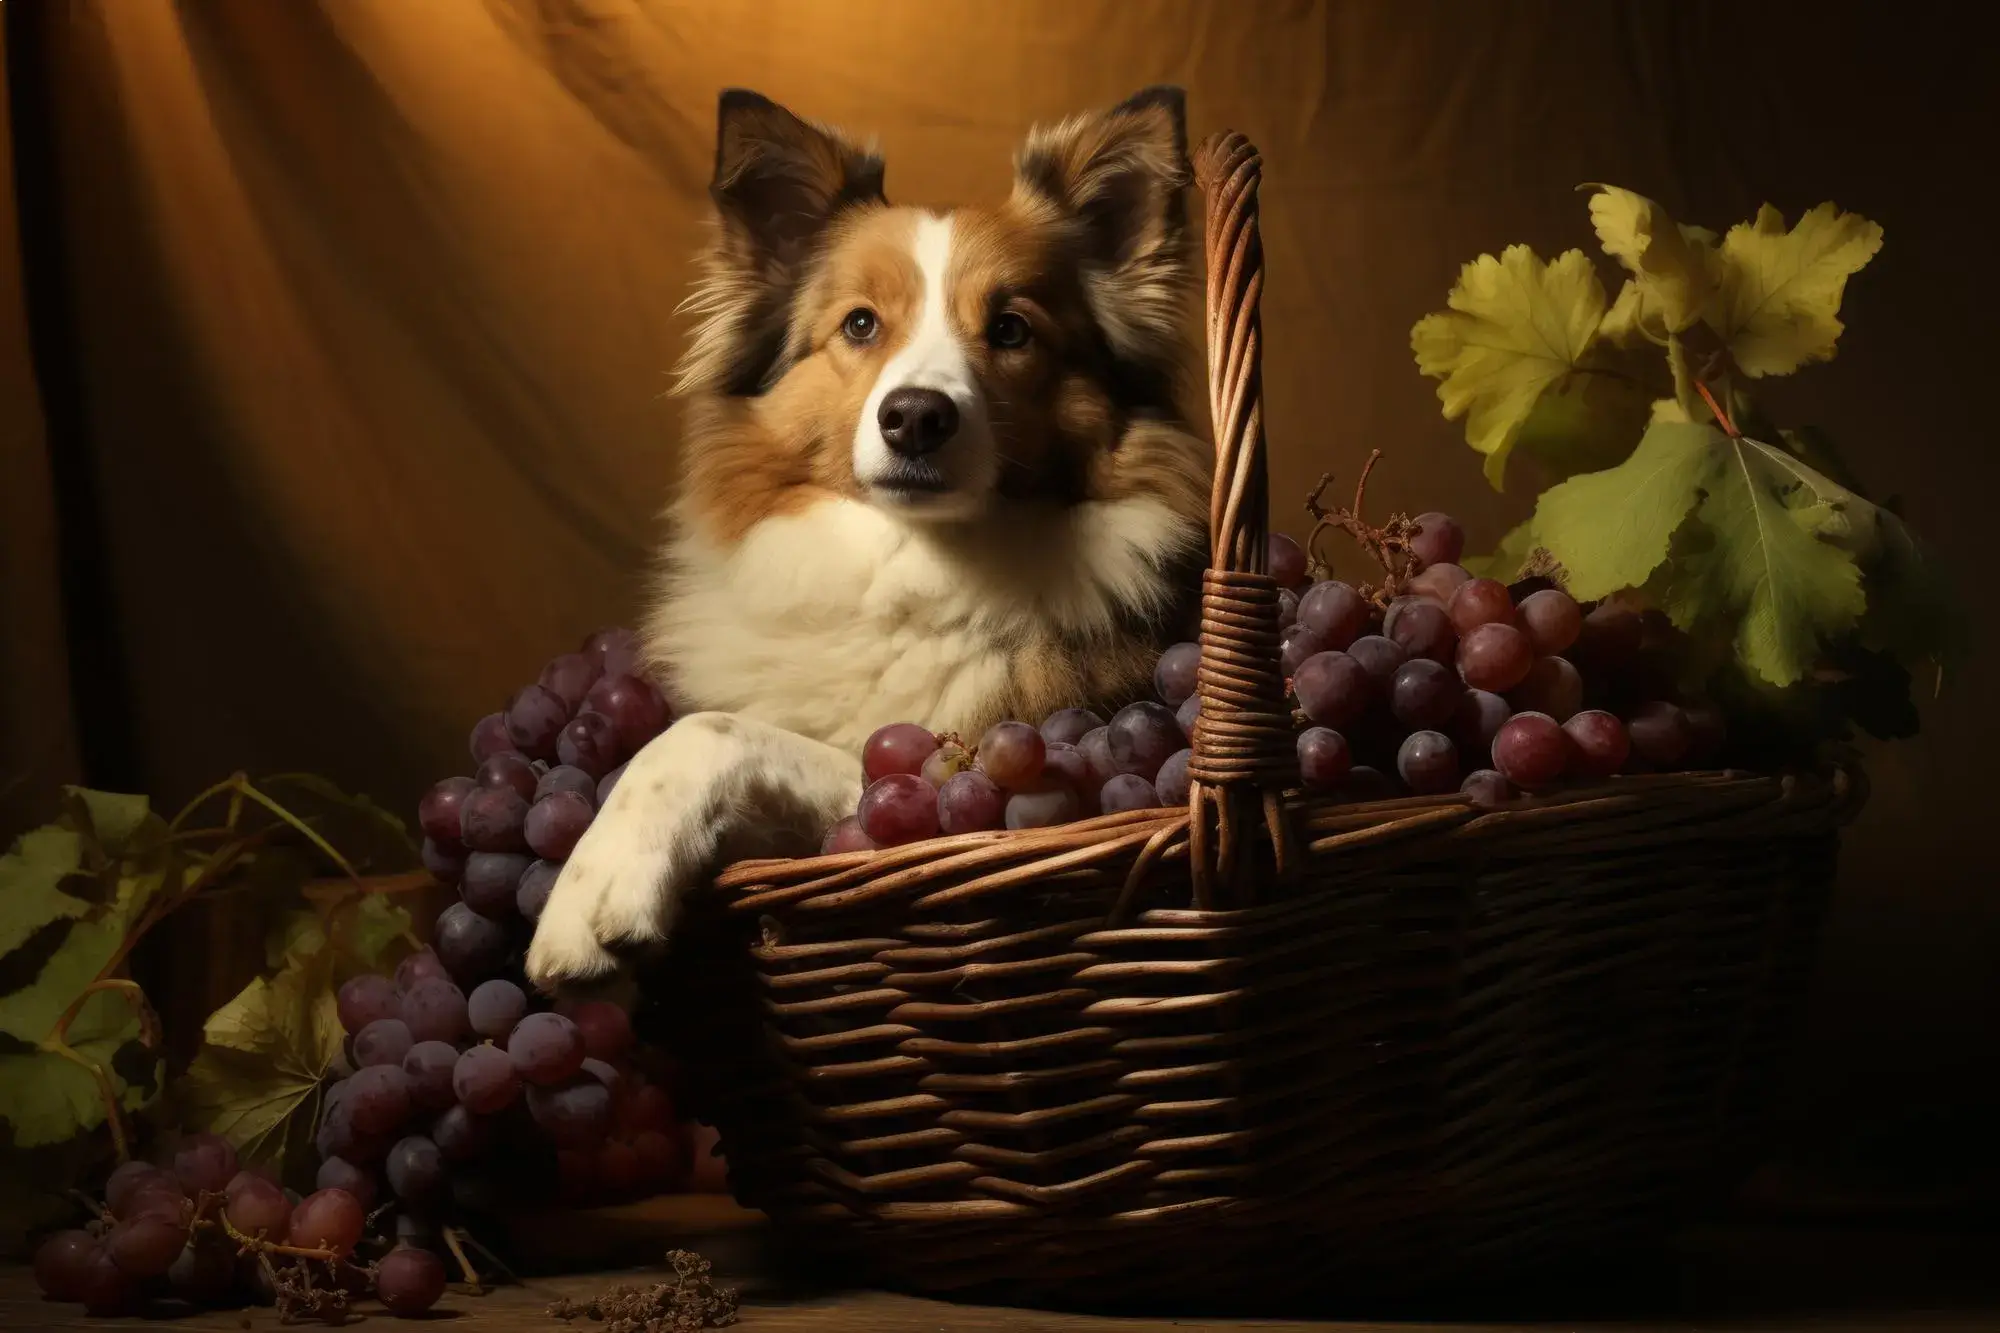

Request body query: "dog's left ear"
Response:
[1010, 87, 1191, 359]
[711, 89, 886, 270]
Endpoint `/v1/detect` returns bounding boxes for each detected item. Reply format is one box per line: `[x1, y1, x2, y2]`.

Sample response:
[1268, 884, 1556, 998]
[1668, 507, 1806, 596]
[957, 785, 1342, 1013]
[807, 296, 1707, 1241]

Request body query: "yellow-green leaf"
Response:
[0, 989, 160, 1148]
[1411, 245, 1613, 489]
[1463, 516, 1545, 582]
[1531, 419, 1723, 601]
[1709, 202, 1882, 378]
[0, 827, 89, 957]
[62, 789, 162, 859]
[1585, 185, 1717, 333]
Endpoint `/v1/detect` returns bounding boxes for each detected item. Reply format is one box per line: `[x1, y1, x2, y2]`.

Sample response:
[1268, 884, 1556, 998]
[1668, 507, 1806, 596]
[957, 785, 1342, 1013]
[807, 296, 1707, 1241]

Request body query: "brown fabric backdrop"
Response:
[6, 1, 1995, 1208]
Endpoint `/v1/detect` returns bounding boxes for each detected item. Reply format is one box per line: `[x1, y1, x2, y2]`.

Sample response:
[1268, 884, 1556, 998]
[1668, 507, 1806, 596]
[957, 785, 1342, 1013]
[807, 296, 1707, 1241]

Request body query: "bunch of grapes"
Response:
[30, 1133, 446, 1319]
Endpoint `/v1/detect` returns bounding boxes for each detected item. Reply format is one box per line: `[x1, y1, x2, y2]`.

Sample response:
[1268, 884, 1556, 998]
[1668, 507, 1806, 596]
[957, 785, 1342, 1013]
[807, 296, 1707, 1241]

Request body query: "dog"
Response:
[525, 87, 1212, 990]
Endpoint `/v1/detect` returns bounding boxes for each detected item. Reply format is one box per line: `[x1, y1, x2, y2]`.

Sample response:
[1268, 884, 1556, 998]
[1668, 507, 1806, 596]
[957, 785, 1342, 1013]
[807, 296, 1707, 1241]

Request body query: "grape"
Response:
[458, 784, 529, 853]
[476, 751, 540, 802]
[1098, 772, 1161, 813]
[1453, 689, 1512, 759]
[1176, 693, 1200, 741]
[226, 1165, 278, 1200]
[107, 1213, 190, 1278]
[1342, 765, 1395, 802]
[1107, 702, 1183, 781]
[976, 721, 1046, 788]
[1293, 651, 1370, 729]
[1447, 578, 1515, 633]
[1006, 787, 1079, 829]
[173, 1131, 239, 1196]
[80, 1249, 135, 1315]
[1574, 602, 1643, 668]
[1077, 727, 1117, 787]
[863, 722, 940, 783]
[1565, 709, 1632, 777]
[434, 903, 508, 985]
[1458, 622, 1535, 693]
[167, 1236, 236, 1304]
[1279, 623, 1329, 677]
[1154, 748, 1193, 806]
[401, 977, 470, 1046]
[453, 1044, 520, 1114]
[395, 948, 450, 995]
[584, 673, 673, 754]
[1297, 727, 1352, 788]
[386, 1136, 446, 1203]
[1410, 511, 1465, 566]
[858, 772, 941, 846]
[1041, 741, 1091, 799]
[1346, 634, 1406, 687]
[1518, 588, 1582, 655]
[526, 1075, 614, 1148]
[1389, 658, 1462, 730]
[223, 1175, 293, 1240]
[1298, 580, 1371, 648]
[1407, 561, 1470, 604]
[1461, 768, 1512, 809]
[289, 1188, 365, 1256]
[1041, 708, 1104, 747]
[332, 976, 396, 1038]
[570, 1000, 635, 1061]
[619, 1083, 674, 1135]
[510, 1011, 587, 1086]
[1492, 711, 1570, 788]
[122, 1180, 190, 1224]
[505, 684, 570, 760]
[1267, 532, 1309, 587]
[105, 1160, 170, 1216]
[420, 837, 467, 884]
[1385, 597, 1457, 663]
[1277, 586, 1300, 630]
[461, 850, 529, 919]
[1153, 641, 1201, 706]
[418, 776, 475, 847]
[316, 1156, 379, 1209]
[431, 1103, 495, 1161]
[1627, 701, 1693, 767]
[820, 815, 879, 853]
[582, 626, 642, 678]
[1509, 655, 1583, 722]
[596, 1140, 642, 1199]
[1684, 700, 1727, 763]
[526, 790, 595, 860]
[354, 1018, 414, 1068]
[402, 1040, 461, 1111]
[467, 980, 528, 1040]
[539, 651, 603, 712]
[34, 1229, 100, 1300]
[633, 1130, 684, 1190]
[597, 763, 627, 804]
[1396, 730, 1460, 795]
[557, 711, 621, 777]
[468, 712, 512, 765]
[516, 859, 560, 921]
[919, 742, 973, 787]
[535, 764, 598, 805]
[346, 1063, 413, 1135]
[935, 773, 1004, 834]
[377, 1245, 448, 1316]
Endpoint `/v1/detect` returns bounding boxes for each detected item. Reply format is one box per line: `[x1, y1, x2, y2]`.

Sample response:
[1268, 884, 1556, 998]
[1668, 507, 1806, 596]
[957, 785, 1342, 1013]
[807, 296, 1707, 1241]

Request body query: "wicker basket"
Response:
[649, 131, 1859, 1307]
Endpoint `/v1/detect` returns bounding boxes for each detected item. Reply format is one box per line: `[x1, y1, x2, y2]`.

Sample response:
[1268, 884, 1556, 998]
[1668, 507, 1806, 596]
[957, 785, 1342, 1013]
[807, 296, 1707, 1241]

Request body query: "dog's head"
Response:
[674, 88, 1202, 532]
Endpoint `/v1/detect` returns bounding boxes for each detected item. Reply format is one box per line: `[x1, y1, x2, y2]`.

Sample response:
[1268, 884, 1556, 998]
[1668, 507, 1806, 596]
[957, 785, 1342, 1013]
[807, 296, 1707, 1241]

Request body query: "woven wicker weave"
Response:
[651, 130, 1858, 1306]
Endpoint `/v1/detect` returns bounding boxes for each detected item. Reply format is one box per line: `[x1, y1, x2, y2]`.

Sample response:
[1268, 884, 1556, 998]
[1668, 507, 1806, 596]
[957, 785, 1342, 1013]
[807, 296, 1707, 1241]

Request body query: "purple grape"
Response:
[1346, 634, 1407, 687]
[857, 772, 941, 846]
[1509, 655, 1583, 722]
[527, 1075, 614, 1149]
[1040, 742, 1091, 799]
[173, 1132, 239, 1196]
[1396, 730, 1460, 794]
[402, 1040, 460, 1111]
[433, 903, 508, 985]
[526, 790, 595, 860]
[1453, 689, 1513, 759]
[582, 673, 671, 754]
[516, 859, 559, 921]
[1153, 748, 1193, 806]
[1461, 768, 1513, 809]
[468, 713, 512, 765]
[1098, 773, 1160, 813]
[467, 979, 529, 1040]
[1107, 702, 1182, 781]
[1385, 597, 1457, 664]
[1410, 511, 1465, 566]
[1176, 693, 1200, 741]
[509, 1011, 586, 1086]
[936, 771, 1006, 834]
[353, 1018, 414, 1069]
[582, 627, 642, 678]
[400, 978, 469, 1045]
[452, 1044, 520, 1115]
[504, 684, 570, 760]
[1153, 641, 1201, 706]
[385, 1136, 445, 1204]
[1342, 765, 1395, 802]
[315, 1157, 378, 1210]
[1408, 561, 1471, 604]
[1492, 712, 1569, 788]
[431, 1103, 494, 1161]
[221, 1176, 292, 1241]
[596, 763, 627, 804]
[419, 837, 467, 885]
[1277, 586, 1300, 630]
[376, 1245, 447, 1315]
[820, 816, 878, 852]
[1566, 709, 1631, 777]
[1293, 651, 1370, 729]
[1574, 602, 1643, 669]
[1627, 701, 1694, 767]
[535, 764, 597, 805]
[458, 785, 529, 853]
[538, 651, 603, 712]
[1280, 623, 1329, 677]
[1518, 588, 1582, 655]
[1040, 707, 1105, 747]
[1389, 658, 1462, 730]
[1005, 787, 1080, 830]
[1078, 726, 1118, 787]
[1298, 580, 1369, 649]
[1447, 577, 1516, 634]
[1267, 532, 1309, 587]
[461, 851, 529, 919]
[106, 1215, 190, 1279]
[394, 948, 448, 995]
[417, 777, 475, 848]
[571, 1001, 634, 1061]
[1458, 621, 1535, 693]
[976, 721, 1045, 789]
[863, 722, 940, 783]
[289, 1188, 364, 1256]
[345, 1064, 412, 1137]
[1297, 727, 1352, 788]
[476, 752, 539, 802]
[105, 1162, 170, 1218]
[557, 711, 621, 777]
[338, 975, 399, 1035]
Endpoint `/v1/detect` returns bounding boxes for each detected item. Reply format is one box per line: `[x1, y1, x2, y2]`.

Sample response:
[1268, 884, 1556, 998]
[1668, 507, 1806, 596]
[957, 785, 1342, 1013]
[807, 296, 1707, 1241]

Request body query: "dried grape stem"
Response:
[1303, 449, 1421, 606]
[443, 1225, 485, 1294]
[214, 1208, 344, 1263]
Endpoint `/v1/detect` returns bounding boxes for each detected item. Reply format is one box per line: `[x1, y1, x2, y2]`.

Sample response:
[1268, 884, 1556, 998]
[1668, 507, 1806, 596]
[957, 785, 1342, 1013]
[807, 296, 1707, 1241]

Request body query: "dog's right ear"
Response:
[710, 90, 885, 270]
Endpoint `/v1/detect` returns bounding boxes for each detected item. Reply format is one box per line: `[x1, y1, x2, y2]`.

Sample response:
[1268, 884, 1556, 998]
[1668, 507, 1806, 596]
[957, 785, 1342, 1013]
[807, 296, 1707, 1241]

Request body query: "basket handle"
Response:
[1185, 132, 1297, 908]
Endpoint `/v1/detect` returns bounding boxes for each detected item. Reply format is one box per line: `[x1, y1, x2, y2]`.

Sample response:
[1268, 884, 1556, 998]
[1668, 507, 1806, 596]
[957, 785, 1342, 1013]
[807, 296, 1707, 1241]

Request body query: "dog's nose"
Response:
[877, 388, 959, 457]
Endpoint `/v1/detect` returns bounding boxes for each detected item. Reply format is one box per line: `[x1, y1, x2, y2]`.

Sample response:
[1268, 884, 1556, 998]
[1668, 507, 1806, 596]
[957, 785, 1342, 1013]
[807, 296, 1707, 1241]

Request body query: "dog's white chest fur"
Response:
[652, 495, 1192, 752]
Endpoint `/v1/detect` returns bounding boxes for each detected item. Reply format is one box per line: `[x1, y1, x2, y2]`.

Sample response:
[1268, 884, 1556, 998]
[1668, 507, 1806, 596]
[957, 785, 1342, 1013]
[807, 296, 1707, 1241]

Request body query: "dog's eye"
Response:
[841, 308, 879, 343]
[987, 311, 1032, 350]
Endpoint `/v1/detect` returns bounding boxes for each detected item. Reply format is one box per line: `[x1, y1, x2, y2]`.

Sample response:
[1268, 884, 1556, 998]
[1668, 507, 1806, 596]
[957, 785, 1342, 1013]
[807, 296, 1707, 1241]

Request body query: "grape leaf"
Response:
[267, 892, 412, 975]
[176, 954, 343, 1180]
[1463, 516, 1546, 582]
[0, 988, 160, 1148]
[1530, 418, 1722, 601]
[61, 788, 163, 859]
[1585, 185, 1718, 334]
[1411, 245, 1621, 489]
[0, 827, 90, 958]
[1709, 202, 1882, 377]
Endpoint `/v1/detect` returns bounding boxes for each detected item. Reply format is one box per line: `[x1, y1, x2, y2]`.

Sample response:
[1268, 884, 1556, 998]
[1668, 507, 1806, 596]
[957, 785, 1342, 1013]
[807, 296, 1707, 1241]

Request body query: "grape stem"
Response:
[443, 1225, 485, 1294]
[1694, 377, 1742, 438]
[212, 1205, 346, 1264]
[1303, 449, 1421, 606]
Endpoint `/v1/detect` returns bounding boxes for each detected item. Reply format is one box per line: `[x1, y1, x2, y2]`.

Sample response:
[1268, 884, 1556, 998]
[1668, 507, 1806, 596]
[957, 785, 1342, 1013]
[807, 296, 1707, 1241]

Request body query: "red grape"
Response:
[1627, 701, 1693, 767]
[420, 837, 466, 885]
[80, 1248, 135, 1315]
[1517, 588, 1582, 655]
[597, 763, 627, 804]
[1298, 580, 1370, 648]
[1447, 578, 1516, 633]
[1342, 766, 1395, 802]
[1564, 709, 1631, 777]
[633, 1129, 685, 1190]
[1346, 634, 1407, 687]
[1297, 727, 1352, 788]
[1267, 532, 1309, 587]
[1396, 730, 1460, 794]
[863, 722, 941, 783]
[1491, 712, 1570, 788]
[1280, 623, 1330, 676]
[1508, 655, 1583, 721]
[1684, 701, 1727, 763]
[1277, 586, 1300, 630]
[1410, 511, 1465, 566]
[173, 1131, 239, 1196]
[539, 651, 603, 712]
[919, 743, 973, 787]
[418, 776, 475, 847]
[976, 721, 1046, 788]
[858, 772, 941, 845]
[1458, 622, 1535, 693]
[376, 1245, 448, 1316]
[505, 684, 570, 760]
[432, 1103, 496, 1162]
[535, 764, 597, 804]
[1176, 693, 1200, 741]
[1453, 689, 1512, 759]
[596, 1140, 642, 1199]
[1408, 561, 1470, 604]
[289, 1188, 365, 1256]
[1385, 597, 1457, 663]
[354, 1018, 414, 1069]
[316, 1157, 380, 1209]
[1574, 602, 1643, 668]
[468, 713, 512, 765]
[33, 1230, 100, 1301]
[1293, 651, 1371, 729]
[1390, 658, 1462, 730]
[570, 1000, 635, 1061]
[557, 711, 621, 777]
[223, 1175, 294, 1240]
[346, 1064, 413, 1135]
[1040, 742, 1092, 802]
[619, 1083, 675, 1136]
[582, 626, 642, 678]
[820, 816, 878, 853]
[476, 751, 539, 802]
[1460, 769, 1512, 809]
[337, 975, 399, 1036]
[106, 1214, 190, 1278]
[582, 673, 672, 754]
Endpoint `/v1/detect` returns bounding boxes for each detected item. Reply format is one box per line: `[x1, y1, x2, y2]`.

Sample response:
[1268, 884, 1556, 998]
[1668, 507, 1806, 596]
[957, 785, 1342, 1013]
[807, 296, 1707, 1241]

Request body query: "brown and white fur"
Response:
[526, 88, 1211, 989]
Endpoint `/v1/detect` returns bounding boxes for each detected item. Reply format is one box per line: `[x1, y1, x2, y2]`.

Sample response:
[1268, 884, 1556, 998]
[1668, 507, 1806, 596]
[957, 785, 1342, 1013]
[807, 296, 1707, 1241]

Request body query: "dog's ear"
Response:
[1010, 87, 1191, 364]
[711, 90, 885, 270]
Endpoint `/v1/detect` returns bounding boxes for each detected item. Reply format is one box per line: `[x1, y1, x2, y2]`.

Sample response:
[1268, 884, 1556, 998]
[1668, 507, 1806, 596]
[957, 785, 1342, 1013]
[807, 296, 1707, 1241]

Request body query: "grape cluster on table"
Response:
[825, 514, 1727, 851]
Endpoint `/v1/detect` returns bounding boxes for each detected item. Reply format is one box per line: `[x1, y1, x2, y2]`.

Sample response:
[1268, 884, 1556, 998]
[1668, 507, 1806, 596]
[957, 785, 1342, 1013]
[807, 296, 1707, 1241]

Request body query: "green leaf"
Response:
[1530, 418, 1723, 601]
[0, 827, 90, 958]
[1463, 517, 1545, 582]
[0, 988, 159, 1148]
[61, 788, 162, 859]
[267, 892, 411, 975]
[0, 915, 127, 1045]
